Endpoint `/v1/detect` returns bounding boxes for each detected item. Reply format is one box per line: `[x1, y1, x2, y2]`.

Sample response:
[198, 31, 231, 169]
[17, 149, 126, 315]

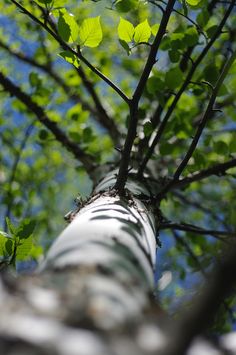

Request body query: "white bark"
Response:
[39, 172, 157, 329]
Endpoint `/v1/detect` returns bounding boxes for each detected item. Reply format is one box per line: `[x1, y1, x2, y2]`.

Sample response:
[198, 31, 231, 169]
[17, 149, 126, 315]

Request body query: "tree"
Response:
[0, 0, 236, 353]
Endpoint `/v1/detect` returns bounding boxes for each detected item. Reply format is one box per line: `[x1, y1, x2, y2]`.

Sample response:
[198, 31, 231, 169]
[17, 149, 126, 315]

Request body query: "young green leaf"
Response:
[165, 67, 183, 90]
[79, 16, 103, 48]
[144, 121, 153, 137]
[0, 232, 10, 257]
[16, 236, 33, 261]
[147, 76, 165, 94]
[134, 19, 151, 43]
[115, 0, 138, 13]
[15, 218, 36, 240]
[186, 0, 202, 6]
[6, 217, 16, 236]
[59, 51, 80, 68]
[118, 17, 134, 43]
[58, 10, 79, 43]
[151, 24, 160, 36]
[33, 0, 53, 6]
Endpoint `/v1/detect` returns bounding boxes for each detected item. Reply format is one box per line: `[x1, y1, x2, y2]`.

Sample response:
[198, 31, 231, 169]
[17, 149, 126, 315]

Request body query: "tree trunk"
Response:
[0, 171, 160, 354]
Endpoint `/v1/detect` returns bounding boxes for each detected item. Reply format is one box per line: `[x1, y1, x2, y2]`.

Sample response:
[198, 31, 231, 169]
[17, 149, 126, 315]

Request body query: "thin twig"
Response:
[160, 221, 235, 241]
[173, 157, 236, 189]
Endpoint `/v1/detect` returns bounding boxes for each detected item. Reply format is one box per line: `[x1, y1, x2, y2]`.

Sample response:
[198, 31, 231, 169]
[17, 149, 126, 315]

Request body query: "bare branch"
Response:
[114, 0, 176, 193]
[174, 158, 236, 189]
[160, 221, 235, 241]
[137, 0, 235, 177]
[0, 72, 96, 177]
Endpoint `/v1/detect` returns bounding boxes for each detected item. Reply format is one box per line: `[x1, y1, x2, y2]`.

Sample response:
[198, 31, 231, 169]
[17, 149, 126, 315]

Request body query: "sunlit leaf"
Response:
[15, 218, 36, 240]
[16, 236, 33, 261]
[134, 19, 151, 43]
[59, 51, 80, 68]
[151, 24, 160, 36]
[79, 16, 103, 47]
[118, 17, 134, 43]
[58, 10, 79, 43]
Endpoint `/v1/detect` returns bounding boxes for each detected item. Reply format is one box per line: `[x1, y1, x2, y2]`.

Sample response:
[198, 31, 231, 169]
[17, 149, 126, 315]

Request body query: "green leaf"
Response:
[147, 76, 165, 94]
[5, 239, 13, 255]
[204, 64, 219, 85]
[58, 10, 79, 43]
[134, 19, 151, 43]
[118, 17, 134, 43]
[115, 0, 138, 13]
[0, 232, 10, 257]
[119, 39, 131, 55]
[197, 9, 210, 27]
[182, 0, 188, 16]
[213, 141, 228, 155]
[29, 72, 42, 88]
[33, 0, 53, 6]
[6, 217, 16, 236]
[186, 0, 202, 6]
[184, 27, 199, 46]
[151, 24, 160, 36]
[79, 16, 103, 48]
[170, 33, 185, 50]
[206, 25, 218, 38]
[16, 236, 33, 261]
[143, 121, 153, 137]
[169, 50, 180, 63]
[39, 129, 49, 140]
[165, 67, 182, 90]
[15, 218, 36, 240]
[59, 51, 80, 68]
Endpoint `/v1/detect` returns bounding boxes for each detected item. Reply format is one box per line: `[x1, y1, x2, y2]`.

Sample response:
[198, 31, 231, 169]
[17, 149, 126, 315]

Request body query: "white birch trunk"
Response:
[39, 171, 157, 329]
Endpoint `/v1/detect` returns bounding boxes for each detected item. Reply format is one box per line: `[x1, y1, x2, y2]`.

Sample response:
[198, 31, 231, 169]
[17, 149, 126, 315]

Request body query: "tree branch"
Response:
[173, 190, 230, 230]
[3, 124, 34, 232]
[160, 221, 235, 241]
[0, 39, 120, 143]
[10, 0, 130, 104]
[114, 0, 176, 193]
[137, 0, 235, 177]
[0, 72, 96, 178]
[173, 157, 236, 189]
[132, 0, 176, 104]
[155, 50, 236, 199]
[75, 66, 120, 143]
[173, 50, 236, 180]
